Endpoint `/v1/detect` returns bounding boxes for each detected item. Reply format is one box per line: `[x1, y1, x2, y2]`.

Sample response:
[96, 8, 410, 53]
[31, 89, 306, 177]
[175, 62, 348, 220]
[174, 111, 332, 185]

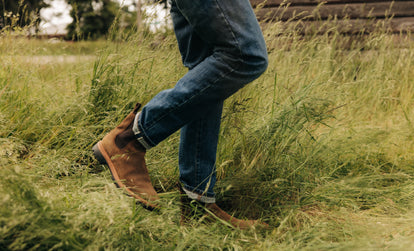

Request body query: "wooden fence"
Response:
[251, 0, 414, 34]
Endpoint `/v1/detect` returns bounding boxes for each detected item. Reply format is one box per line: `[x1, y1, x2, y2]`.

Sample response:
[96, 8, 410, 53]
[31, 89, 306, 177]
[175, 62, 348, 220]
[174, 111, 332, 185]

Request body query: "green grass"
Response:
[1, 25, 414, 250]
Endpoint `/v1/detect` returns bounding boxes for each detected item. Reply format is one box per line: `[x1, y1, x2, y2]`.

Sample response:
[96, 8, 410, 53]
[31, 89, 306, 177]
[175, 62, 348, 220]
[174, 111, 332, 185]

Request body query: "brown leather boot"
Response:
[92, 103, 159, 210]
[179, 186, 268, 229]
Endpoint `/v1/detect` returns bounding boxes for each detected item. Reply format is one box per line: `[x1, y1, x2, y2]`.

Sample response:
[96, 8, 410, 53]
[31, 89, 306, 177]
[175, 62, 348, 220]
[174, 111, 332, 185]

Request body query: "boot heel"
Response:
[92, 142, 107, 165]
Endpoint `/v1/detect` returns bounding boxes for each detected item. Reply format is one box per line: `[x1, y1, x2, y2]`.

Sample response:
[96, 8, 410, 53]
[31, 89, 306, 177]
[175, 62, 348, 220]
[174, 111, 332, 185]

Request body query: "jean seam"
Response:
[199, 118, 214, 196]
[194, 118, 201, 192]
[214, 0, 243, 60]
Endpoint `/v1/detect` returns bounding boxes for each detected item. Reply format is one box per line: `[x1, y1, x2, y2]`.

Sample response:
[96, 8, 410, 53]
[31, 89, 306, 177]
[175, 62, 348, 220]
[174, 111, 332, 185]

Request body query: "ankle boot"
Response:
[179, 186, 268, 229]
[93, 103, 159, 210]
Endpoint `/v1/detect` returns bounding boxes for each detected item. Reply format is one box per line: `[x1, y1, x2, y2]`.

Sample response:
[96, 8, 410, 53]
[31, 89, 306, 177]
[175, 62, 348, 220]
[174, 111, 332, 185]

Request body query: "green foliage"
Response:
[66, 0, 121, 40]
[0, 0, 49, 31]
[0, 168, 88, 250]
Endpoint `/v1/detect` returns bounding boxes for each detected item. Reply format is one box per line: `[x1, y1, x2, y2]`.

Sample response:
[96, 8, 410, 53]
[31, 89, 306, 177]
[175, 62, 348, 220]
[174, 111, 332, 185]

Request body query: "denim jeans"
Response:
[134, 0, 268, 203]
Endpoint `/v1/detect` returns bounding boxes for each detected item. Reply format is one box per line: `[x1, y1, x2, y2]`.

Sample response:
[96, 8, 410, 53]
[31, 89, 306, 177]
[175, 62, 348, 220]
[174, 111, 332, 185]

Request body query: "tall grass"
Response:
[1, 22, 414, 249]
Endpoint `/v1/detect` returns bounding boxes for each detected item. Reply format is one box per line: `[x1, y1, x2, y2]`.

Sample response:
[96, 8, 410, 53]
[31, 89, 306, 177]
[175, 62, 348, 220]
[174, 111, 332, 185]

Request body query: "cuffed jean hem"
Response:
[182, 186, 216, 204]
[133, 112, 155, 150]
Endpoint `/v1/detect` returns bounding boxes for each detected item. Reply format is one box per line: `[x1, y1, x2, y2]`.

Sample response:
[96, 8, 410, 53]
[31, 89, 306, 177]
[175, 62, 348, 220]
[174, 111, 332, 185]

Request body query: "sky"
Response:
[39, 0, 170, 35]
[39, 0, 72, 34]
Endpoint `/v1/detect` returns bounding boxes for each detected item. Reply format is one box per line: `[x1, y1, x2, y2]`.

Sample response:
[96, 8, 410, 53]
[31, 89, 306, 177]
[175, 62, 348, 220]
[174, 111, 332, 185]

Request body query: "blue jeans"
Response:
[134, 0, 268, 203]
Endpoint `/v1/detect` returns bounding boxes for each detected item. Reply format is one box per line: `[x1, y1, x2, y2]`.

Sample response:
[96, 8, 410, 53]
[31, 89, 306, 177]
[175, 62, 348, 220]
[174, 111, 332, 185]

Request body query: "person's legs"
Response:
[94, 0, 269, 226]
[136, 0, 267, 146]
[178, 102, 223, 203]
[168, 0, 222, 203]
[134, 0, 268, 202]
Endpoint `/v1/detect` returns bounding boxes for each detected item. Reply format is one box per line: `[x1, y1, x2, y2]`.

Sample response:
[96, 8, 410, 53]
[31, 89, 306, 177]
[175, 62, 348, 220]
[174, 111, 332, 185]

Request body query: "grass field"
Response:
[1, 25, 414, 250]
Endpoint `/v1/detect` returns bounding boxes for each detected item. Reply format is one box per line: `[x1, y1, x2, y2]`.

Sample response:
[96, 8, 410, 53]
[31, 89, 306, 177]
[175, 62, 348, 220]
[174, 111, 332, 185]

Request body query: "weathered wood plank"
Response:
[264, 16, 414, 34]
[389, 16, 414, 31]
[257, 2, 414, 21]
[251, 0, 414, 7]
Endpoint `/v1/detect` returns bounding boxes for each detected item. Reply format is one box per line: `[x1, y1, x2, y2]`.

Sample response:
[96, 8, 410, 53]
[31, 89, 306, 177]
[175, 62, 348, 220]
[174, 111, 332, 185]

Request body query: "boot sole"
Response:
[92, 141, 158, 211]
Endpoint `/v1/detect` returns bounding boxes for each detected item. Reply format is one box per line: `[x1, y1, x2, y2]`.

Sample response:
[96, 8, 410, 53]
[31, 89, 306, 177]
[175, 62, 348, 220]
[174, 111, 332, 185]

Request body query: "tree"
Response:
[66, 0, 119, 40]
[0, 0, 49, 31]
[65, 0, 170, 40]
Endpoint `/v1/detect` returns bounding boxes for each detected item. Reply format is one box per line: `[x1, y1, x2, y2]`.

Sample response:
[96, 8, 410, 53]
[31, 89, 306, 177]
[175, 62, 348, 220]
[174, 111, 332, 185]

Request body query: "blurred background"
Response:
[2, 0, 413, 40]
[0, 0, 171, 39]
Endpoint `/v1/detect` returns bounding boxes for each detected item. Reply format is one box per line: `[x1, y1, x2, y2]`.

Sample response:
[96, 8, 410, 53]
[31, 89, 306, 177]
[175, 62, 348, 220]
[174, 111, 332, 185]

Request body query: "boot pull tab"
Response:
[133, 103, 142, 113]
